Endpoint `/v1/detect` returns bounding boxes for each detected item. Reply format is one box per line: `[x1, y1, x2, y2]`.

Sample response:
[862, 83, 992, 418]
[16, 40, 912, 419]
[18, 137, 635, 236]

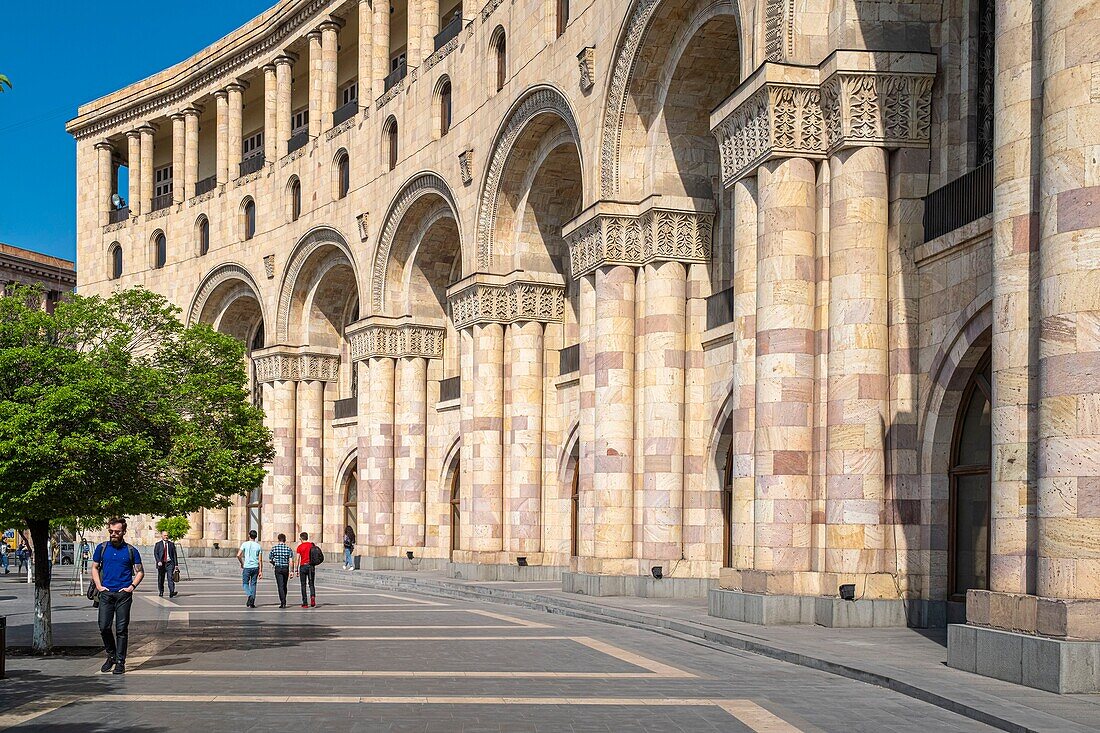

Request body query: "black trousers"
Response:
[156, 562, 176, 595]
[299, 564, 315, 603]
[274, 566, 289, 605]
[98, 590, 133, 662]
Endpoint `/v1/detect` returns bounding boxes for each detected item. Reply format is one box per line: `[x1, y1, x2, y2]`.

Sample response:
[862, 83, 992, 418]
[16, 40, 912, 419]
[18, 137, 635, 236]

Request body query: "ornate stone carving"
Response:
[565, 205, 712, 279]
[347, 320, 445, 361]
[476, 86, 579, 271]
[447, 275, 566, 329]
[276, 226, 357, 343]
[376, 79, 403, 110]
[577, 47, 595, 92]
[187, 262, 264, 327]
[263, 254, 275, 279]
[819, 71, 935, 153]
[423, 36, 459, 72]
[458, 150, 474, 186]
[325, 115, 359, 141]
[356, 212, 370, 242]
[253, 348, 340, 383]
[763, 0, 794, 62]
[480, 0, 506, 22]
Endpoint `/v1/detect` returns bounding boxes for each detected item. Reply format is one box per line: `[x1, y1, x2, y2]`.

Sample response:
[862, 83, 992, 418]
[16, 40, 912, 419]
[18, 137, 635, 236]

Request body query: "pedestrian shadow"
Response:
[2, 721, 166, 733]
[0, 667, 114, 715]
[133, 621, 341, 670]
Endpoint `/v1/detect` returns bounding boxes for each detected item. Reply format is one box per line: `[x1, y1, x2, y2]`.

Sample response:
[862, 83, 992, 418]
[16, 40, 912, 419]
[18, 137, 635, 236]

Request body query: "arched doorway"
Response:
[449, 467, 461, 558]
[722, 442, 734, 568]
[949, 351, 992, 601]
[343, 466, 358, 537]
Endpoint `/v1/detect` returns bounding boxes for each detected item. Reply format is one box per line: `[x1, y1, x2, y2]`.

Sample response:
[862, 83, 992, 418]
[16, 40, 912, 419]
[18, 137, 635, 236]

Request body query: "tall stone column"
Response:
[371, 0, 391, 100]
[358, 0, 372, 99]
[268, 379, 297, 541]
[296, 380, 325, 538]
[1036, 0, 1100, 603]
[171, 113, 185, 204]
[825, 146, 889, 576]
[263, 63, 278, 163]
[395, 357, 428, 548]
[753, 156, 816, 577]
[214, 90, 229, 184]
[275, 55, 295, 159]
[138, 123, 155, 215]
[506, 321, 544, 554]
[465, 323, 505, 553]
[421, 0, 440, 62]
[203, 507, 228, 543]
[594, 265, 635, 561]
[187, 511, 204, 541]
[320, 20, 341, 129]
[95, 142, 114, 226]
[126, 131, 142, 215]
[308, 31, 323, 137]
[406, 0, 422, 69]
[730, 177, 758, 569]
[362, 357, 395, 549]
[226, 81, 246, 179]
[183, 106, 201, 199]
[577, 274, 597, 559]
[640, 261, 687, 561]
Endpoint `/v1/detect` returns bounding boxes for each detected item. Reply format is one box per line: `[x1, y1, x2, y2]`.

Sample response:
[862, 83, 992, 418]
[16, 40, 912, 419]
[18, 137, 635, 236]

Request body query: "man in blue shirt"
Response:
[237, 529, 263, 608]
[91, 517, 144, 675]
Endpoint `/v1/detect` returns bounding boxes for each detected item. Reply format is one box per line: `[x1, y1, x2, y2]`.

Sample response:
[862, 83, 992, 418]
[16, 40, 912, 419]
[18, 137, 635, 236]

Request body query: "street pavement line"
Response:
[140, 593, 175, 608]
[0, 694, 85, 731]
[467, 609, 552, 628]
[176, 603, 438, 610]
[571, 636, 696, 678]
[124, 670, 683, 679]
[716, 700, 804, 732]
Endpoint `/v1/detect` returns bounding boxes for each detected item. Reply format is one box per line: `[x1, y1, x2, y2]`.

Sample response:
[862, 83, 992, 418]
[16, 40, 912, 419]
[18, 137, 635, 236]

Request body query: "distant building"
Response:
[0, 243, 76, 311]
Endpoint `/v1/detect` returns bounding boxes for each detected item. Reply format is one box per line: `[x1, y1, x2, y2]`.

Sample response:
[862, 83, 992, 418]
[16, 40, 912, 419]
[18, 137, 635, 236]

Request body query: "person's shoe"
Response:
[301, 603, 309, 608]
[310, 597, 316, 608]
[279, 602, 286, 608]
[170, 591, 178, 598]
[101, 656, 116, 673]
[112, 661, 125, 675]
[159, 592, 163, 597]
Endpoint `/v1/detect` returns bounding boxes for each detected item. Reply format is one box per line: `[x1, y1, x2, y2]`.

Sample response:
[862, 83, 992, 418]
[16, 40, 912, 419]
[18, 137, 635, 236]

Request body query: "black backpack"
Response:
[308, 543, 325, 566]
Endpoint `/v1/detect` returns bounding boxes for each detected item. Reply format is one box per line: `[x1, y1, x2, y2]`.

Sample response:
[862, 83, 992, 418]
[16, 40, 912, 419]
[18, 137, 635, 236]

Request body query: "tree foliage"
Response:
[155, 516, 191, 541]
[0, 285, 273, 651]
[0, 74, 10, 93]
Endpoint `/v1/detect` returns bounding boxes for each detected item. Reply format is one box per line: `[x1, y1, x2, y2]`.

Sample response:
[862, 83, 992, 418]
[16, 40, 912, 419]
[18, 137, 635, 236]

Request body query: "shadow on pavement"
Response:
[134, 620, 341, 670]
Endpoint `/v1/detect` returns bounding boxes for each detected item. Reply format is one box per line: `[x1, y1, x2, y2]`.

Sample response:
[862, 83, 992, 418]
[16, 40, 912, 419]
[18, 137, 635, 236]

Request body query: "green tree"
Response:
[0, 286, 272, 652]
[0, 74, 11, 93]
[155, 516, 191, 541]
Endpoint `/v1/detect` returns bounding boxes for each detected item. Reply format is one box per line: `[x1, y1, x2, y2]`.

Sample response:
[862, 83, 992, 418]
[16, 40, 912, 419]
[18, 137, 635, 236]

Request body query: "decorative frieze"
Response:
[562, 200, 714, 279]
[253, 348, 340, 383]
[346, 319, 445, 361]
[263, 254, 275, 279]
[446, 274, 566, 330]
[459, 149, 474, 185]
[819, 72, 934, 153]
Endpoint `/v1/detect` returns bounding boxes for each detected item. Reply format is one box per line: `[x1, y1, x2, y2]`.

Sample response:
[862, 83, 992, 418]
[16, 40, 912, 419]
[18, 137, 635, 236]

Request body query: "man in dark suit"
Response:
[153, 530, 179, 598]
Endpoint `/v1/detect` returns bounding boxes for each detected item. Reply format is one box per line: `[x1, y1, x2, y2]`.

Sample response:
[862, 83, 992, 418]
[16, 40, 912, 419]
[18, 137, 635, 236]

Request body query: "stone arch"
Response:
[599, 0, 745, 199]
[188, 262, 269, 345]
[370, 171, 461, 314]
[276, 226, 362, 346]
[474, 85, 582, 272]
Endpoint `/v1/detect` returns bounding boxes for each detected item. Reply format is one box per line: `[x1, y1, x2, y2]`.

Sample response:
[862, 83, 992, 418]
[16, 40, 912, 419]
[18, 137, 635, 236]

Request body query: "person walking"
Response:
[153, 530, 179, 598]
[236, 530, 263, 608]
[0, 541, 8, 574]
[16, 542, 29, 573]
[342, 526, 355, 570]
[292, 532, 316, 608]
[80, 539, 91, 573]
[90, 517, 144, 675]
[268, 534, 293, 608]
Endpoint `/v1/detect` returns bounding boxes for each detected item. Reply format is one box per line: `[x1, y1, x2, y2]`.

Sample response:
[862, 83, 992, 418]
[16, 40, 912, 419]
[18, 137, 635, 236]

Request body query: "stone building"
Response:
[67, 0, 1098, 691]
[0, 243, 76, 307]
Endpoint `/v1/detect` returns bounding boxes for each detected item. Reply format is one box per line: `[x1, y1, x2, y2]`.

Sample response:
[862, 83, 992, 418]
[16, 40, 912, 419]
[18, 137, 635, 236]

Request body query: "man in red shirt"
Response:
[291, 532, 316, 608]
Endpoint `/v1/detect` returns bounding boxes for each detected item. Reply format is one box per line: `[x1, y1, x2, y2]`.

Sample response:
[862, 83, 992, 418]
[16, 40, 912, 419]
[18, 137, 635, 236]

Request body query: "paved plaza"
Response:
[0, 570, 1015, 733]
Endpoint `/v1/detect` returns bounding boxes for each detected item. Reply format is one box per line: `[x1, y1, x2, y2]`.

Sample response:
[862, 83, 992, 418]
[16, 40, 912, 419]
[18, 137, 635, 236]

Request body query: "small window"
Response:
[154, 165, 173, 198]
[242, 199, 257, 241]
[385, 117, 398, 171]
[390, 52, 406, 72]
[492, 28, 507, 92]
[291, 107, 309, 136]
[556, 0, 569, 36]
[289, 177, 302, 222]
[336, 152, 350, 199]
[109, 243, 123, 280]
[153, 231, 167, 269]
[438, 79, 452, 137]
[242, 131, 264, 159]
[340, 81, 358, 107]
[197, 216, 210, 256]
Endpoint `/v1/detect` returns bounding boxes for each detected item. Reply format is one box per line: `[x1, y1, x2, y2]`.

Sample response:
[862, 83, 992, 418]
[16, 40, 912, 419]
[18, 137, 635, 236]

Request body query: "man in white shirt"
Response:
[236, 530, 263, 608]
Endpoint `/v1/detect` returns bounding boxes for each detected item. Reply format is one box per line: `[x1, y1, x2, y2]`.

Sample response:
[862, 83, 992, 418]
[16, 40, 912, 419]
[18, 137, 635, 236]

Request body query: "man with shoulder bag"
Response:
[292, 532, 323, 608]
[90, 517, 144, 675]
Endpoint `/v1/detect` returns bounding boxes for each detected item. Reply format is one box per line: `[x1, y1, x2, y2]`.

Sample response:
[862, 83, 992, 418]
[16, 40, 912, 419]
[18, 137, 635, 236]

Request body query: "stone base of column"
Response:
[708, 589, 953, 628]
[948, 624, 1100, 693]
[448, 560, 567, 583]
[354, 554, 449, 572]
[719, 568, 904, 599]
[964, 590, 1100, 640]
[562, 572, 717, 599]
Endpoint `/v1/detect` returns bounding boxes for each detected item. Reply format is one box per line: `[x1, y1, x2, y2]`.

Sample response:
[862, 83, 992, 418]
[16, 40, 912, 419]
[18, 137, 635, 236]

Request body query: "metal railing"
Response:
[334, 397, 357, 419]
[332, 100, 358, 126]
[434, 14, 463, 51]
[384, 61, 407, 93]
[559, 344, 579, 375]
[439, 375, 460, 402]
[705, 286, 735, 330]
[922, 161, 993, 242]
[240, 154, 265, 177]
[194, 175, 217, 197]
[287, 130, 309, 154]
[108, 207, 130, 224]
[150, 193, 173, 212]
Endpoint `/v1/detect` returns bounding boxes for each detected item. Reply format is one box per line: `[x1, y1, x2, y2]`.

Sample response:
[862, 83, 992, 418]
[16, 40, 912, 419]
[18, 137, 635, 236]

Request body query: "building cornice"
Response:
[345, 316, 446, 361]
[252, 345, 341, 383]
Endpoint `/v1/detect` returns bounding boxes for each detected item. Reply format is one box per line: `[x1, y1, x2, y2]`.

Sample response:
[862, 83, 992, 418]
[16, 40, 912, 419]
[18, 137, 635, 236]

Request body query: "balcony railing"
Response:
[559, 344, 579, 375]
[334, 397, 357, 419]
[194, 175, 217, 197]
[439, 375, 460, 402]
[332, 100, 358, 127]
[108, 206, 130, 224]
[384, 61, 407, 93]
[240, 153, 265, 177]
[287, 130, 309, 154]
[922, 161, 993, 242]
[434, 14, 463, 51]
[705, 286, 735, 330]
[150, 193, 173, 212]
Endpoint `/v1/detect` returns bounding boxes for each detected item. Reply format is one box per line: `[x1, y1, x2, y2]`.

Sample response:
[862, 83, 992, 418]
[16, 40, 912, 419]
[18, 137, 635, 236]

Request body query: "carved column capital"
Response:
[561, 197, 714, 279]
[346, 317, 446, 361]
[446, 273, 566, 330]
[252, 346, 340, 383]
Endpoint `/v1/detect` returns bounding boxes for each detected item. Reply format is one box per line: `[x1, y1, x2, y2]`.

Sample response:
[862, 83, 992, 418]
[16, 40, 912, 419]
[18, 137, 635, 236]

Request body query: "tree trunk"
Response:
[28, 519, 52, 654]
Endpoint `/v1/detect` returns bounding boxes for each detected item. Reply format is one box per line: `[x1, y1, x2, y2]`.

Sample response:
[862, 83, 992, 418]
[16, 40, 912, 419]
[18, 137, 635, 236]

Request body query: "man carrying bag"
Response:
[153, 530, 179, 598]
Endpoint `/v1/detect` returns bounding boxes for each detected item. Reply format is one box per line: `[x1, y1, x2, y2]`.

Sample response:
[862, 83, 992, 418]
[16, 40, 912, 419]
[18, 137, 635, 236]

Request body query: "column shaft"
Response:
[358, 1, 372, 99]
[466, 324, 505, 553]
[184, 108, 200, 199]
[421, 0, 440, 61]
[506, 321, 544, 553]
[362, 357, 395, 548]
[227, 83, 244, 179]
[640, 261, 687, 560]
[215, 91, 229, 183]
[171, 114, 185, 204]
[406, 0, 422, 69]
[753, 157, 817, 574]
[263, 64, 278, 162]
[730, 177, 758, 569]
[96, 143, 114, 226]
[268, 380, 297, 541]
[275, 57, 294, 159]
[371, 0, 391, 100]
[308, 32, 323, 137]
[577, 275, 597, 558]
[594, 265, 635, 560]
[139, 125, 154, 215]
[825, 147, 889, 576]
[295, 380, 325, 537]
[126, 132, 142, 215]
[395, 357, 428, 548]
[321, 23, 340, 130]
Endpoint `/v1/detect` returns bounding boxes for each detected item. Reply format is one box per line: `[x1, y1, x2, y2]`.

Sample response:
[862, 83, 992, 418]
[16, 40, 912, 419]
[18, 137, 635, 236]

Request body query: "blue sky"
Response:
[0, 2, 273, 263]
